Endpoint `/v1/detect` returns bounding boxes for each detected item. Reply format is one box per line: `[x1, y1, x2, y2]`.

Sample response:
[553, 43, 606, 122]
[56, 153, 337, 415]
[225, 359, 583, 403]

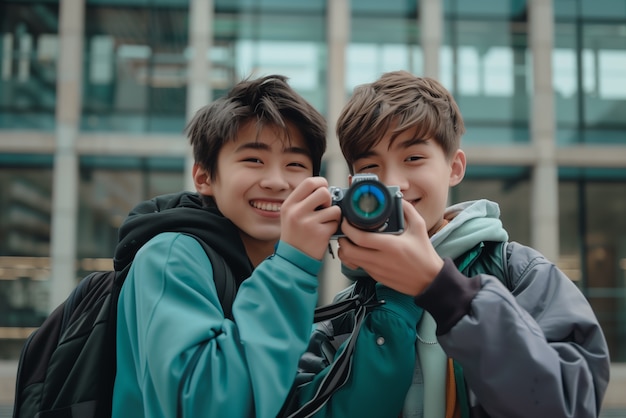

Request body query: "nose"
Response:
[380, 167, 409, 192]
[259, 166, 290, 190]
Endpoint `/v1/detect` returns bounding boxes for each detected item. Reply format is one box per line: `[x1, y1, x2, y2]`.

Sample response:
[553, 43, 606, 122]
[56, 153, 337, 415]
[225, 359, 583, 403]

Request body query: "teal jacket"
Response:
[112, 193, 322, 418]
[290, 199, 610, 418]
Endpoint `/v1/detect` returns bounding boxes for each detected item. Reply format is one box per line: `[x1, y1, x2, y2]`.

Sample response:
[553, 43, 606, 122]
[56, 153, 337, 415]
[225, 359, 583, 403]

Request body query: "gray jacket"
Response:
[429, 241, 610, 417]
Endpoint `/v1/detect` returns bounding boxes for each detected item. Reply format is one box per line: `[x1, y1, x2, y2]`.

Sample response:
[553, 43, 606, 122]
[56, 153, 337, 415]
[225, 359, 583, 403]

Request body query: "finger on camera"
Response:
[288, 177, 329, 204]
[340, 219, 391, 250]
[339, 259, 360, 271]
[308, 185, 335, 210]
[401, 200, 428, 230]
[319, 205, 342, 224]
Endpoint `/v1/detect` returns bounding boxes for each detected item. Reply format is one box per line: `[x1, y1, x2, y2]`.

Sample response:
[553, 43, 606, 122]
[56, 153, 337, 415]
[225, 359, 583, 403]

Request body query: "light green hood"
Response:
[432, 199, 509, 259]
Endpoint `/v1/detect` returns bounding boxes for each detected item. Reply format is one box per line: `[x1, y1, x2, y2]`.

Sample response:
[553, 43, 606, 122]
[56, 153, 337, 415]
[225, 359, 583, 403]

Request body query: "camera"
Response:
[330, 173, 404, 238]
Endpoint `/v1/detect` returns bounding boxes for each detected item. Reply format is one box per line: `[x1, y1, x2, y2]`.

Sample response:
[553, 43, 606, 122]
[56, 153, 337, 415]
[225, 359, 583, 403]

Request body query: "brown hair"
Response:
[336, 71, 465, 173]
[186, 74, 327, 179]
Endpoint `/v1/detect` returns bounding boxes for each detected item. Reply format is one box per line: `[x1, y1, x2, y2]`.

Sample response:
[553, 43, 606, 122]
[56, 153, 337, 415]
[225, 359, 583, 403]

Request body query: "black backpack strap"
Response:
[485, 240, 511, 289]
[312, 295, 361, 322]
[281, 284, 382, 418]
[499, 240, 511, 289]
[181, 233, 237, 321]
[454, 241, 511, 289]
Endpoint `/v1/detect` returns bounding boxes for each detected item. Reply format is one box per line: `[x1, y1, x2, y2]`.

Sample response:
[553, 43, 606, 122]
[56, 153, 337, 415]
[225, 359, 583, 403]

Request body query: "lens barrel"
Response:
[343, 179, 393, 231]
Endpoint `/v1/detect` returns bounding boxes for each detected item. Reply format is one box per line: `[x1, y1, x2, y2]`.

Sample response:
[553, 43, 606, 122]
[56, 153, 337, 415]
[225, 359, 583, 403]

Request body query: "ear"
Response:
[192, 163, 213, 196]
[449, 149, 466, 187]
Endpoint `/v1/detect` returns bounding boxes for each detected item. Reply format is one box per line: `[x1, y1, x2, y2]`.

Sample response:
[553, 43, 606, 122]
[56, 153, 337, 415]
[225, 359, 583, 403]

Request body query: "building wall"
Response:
[1, 0, 626, 410]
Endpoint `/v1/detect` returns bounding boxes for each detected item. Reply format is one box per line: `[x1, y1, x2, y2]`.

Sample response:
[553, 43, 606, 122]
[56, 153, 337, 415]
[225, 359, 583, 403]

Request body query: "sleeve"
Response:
[117, 233, 320, 418]
[421, 246, 610, 418]
[285, 284, 422, 417]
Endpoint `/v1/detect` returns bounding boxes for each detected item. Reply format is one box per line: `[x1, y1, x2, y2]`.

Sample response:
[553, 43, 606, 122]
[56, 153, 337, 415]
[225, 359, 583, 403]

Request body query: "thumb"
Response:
[401, 199, 426, 231]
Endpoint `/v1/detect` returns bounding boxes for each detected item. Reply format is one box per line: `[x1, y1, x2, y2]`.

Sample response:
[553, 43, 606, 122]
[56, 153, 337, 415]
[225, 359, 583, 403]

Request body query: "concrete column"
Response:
[420, 0, 442, 79]
[529, 0, 559, 262]
[49, 0, 84, 310]
[321, 0, 351, 304]
[185, 0, 213, 192]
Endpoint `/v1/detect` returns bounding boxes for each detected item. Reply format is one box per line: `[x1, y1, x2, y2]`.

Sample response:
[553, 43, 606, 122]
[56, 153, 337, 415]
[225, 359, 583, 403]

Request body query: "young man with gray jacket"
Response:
[286, 71, 610, 418]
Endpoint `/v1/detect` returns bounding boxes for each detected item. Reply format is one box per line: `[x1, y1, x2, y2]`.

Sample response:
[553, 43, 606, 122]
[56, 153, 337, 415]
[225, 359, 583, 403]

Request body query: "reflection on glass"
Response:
[348, 6, 423, 96]
[450, 166, 531, 245]
[347, 44, 422, 91]
[443, 12, 530, 145]
[554, 18, 626, 145]
[0, 163, 53, 329]
[82, 6, 189, 133]
[77, 156, 184, 271]
[0, 2, 58, 130]
[558, 168, 626, 361]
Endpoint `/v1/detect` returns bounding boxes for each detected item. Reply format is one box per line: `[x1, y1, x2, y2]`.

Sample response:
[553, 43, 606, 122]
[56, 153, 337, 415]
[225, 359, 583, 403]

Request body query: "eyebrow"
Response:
[353, 137, 430, 160]
[398, 137, 430, 148]
[235, 142, 310, 156]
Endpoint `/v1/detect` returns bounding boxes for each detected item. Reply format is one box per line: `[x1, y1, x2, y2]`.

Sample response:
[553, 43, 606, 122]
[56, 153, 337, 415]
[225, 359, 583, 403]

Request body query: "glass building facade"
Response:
[1, 0, 626, 412]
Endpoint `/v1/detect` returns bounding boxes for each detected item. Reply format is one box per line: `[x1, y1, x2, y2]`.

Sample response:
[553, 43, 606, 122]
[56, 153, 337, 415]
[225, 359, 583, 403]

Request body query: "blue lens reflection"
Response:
[351, 184, 386, 218]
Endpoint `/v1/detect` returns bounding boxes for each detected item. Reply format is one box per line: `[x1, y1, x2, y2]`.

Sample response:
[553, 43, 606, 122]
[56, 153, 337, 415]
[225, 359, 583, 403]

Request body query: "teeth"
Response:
[251, 201, 281, 212]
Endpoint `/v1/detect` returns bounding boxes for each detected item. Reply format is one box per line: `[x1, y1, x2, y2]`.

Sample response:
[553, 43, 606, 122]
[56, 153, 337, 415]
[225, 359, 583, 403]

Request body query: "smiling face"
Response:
[351, 127, 466, 235]
[193, 120, 313, 258]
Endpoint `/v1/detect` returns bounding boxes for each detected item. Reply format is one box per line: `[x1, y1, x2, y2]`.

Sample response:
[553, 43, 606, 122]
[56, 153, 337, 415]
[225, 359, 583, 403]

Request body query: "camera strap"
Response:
[286, 292, 383, 418]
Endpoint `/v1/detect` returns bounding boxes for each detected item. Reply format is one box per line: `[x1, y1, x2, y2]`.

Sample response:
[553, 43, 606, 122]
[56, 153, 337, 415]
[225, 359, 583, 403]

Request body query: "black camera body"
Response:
[330, 173, 404, 238]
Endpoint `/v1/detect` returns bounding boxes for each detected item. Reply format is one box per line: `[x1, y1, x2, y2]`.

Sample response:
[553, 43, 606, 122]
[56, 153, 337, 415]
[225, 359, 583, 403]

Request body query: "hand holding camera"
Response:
[281, 177, 342, 260]
[333, 176, 444, 296]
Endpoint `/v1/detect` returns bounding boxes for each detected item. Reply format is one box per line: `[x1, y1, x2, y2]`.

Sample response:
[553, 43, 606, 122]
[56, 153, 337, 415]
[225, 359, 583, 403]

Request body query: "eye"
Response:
[356, 163, 378, 172]
[288, 161, 308, 168]
[242, 157, 263, 164]
[406, 155, 424, 162]
[285, 152, 313, 170]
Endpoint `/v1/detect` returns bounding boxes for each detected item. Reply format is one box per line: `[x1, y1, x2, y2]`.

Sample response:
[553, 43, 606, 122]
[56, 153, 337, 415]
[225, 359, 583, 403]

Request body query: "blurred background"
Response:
[0, 0, 625, 415]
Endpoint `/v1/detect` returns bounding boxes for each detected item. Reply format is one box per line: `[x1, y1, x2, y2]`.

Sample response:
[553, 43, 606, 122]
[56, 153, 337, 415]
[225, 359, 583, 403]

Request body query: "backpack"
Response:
[12, 233, 236, 418]
[12, 224, 366, 418]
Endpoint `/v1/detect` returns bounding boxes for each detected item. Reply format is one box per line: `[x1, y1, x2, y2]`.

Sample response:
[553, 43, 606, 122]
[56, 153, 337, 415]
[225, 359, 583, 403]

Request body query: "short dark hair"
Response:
[337, 71, 465, 173]
[186, 74, 327, 179]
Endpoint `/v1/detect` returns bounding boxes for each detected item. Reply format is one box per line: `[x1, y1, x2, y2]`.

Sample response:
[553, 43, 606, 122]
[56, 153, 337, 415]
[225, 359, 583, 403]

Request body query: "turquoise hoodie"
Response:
[113, 210, 323, 418]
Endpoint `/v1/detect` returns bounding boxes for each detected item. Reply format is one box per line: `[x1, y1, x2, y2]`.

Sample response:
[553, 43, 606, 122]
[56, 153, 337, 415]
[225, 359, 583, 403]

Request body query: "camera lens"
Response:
[344, 180, 393, 231]
[351, 185, 385, 217]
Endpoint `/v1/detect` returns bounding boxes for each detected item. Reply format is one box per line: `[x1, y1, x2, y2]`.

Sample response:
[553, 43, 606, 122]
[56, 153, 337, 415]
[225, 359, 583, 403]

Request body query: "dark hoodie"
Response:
[113, 191, 253, 287]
